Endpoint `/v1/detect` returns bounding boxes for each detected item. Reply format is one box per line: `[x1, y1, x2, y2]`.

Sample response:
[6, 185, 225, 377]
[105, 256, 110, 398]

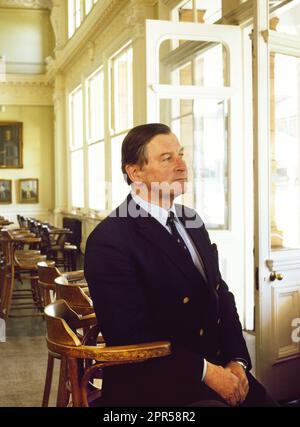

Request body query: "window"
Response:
[69, 86, 84, 208]
[68, 0, 98, 38]
[110, 44, 133, 208]
[158, 36, 229, 229]
[271, 53, 300, 249]
[86, 68, 105, 211]
[110, 45, 133, 134]
[68, 0, 82, 38]
[67, 42, 133, 214]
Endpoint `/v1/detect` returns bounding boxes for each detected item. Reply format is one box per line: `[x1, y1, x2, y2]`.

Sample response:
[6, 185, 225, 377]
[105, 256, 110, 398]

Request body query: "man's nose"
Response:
[175, 156, 187, 171]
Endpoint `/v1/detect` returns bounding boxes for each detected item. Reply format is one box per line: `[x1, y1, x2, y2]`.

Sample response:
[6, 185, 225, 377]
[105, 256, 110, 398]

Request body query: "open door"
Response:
[253, 0, 300, 400]
[145, 19, 252, 326]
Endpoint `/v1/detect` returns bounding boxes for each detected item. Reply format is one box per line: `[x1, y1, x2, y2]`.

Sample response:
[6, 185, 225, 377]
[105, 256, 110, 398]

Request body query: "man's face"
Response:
[137, 132, 188, 199]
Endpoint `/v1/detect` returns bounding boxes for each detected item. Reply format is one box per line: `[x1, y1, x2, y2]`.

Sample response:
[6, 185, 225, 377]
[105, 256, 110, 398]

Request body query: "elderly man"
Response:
[85, 123, 276, 407]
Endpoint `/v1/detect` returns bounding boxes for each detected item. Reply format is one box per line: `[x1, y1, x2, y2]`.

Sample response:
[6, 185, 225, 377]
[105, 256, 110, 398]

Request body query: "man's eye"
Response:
[163, 155, 171, 161]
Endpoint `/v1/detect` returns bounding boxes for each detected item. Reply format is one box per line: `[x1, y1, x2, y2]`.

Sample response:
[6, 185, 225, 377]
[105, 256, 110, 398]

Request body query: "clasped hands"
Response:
[204, 360, 249, 407]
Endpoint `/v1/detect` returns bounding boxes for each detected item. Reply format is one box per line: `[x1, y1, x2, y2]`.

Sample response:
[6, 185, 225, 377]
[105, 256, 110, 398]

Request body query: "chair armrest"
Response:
[76, 340, 172, 363]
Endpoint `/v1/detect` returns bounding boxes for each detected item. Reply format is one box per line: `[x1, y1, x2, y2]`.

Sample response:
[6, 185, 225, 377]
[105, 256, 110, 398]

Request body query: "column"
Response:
[53, 73, 68, 227]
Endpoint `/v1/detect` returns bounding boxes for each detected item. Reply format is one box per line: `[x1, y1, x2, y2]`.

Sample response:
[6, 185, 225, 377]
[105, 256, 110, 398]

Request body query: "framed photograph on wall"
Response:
[19, 178, 38, 204]
[0, 179, 12, 204]
[0, 122, 23, 168]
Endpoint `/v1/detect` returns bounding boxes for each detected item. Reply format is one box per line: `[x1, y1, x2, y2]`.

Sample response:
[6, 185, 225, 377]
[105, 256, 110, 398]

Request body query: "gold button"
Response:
[216, 283, 220, 291]
[199, 328, 204, 336]
[183, 296, 190, 304]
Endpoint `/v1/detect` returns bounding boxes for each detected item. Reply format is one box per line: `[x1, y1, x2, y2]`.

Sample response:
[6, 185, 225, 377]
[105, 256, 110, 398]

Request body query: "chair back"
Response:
[44, 299, 82, 347]
[55, 276, 93, 315]
[37, 261, 60, 307]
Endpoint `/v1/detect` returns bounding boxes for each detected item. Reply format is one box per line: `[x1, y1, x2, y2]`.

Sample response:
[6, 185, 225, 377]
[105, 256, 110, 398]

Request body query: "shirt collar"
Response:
[131, 190, 178, 228]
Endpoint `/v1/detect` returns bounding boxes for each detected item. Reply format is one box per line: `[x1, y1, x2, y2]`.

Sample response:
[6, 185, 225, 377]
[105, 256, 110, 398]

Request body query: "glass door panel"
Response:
[160, 98, 229, 229]
[271, 53, 300, 250]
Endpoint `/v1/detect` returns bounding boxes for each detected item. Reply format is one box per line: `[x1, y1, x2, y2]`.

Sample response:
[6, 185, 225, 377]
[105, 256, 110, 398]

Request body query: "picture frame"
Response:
[0, 122, 23, 168]
[19, 178, 38, 204]
[0, 179, 12, 204]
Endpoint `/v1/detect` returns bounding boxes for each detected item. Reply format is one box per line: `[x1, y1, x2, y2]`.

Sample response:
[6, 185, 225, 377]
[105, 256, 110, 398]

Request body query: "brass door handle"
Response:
[270, 271, 283, 281]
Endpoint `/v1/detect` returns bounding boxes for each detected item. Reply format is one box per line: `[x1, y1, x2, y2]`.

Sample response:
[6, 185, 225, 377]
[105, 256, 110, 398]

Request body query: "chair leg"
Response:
[68, 357, 82, 407]
[42, 353, 54, 407]
[56, 357, 70, 407]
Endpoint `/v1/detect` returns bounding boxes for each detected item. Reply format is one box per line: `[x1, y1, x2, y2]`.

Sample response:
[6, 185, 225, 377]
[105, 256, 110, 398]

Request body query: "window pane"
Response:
[112, 47, 133, 133]
[75, 0, 81, 29]
[88, 142, 105, 210]
[160, 40, 228, 87]
[193, 99, 228, 229]
[111, 134, 129, 209]
[86, 69, 104, 143]
[271, 53, 300, 250]
[68, 0, 75, 38]
[85, 0, 93, 14]
[71, 150, 84, 208]
[70, 88, 83, 150]
[162, 98, 228, 229]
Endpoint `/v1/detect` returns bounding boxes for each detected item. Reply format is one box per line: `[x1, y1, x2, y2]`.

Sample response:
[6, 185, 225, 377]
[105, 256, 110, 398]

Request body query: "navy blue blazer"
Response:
[84, 194, 252, 405]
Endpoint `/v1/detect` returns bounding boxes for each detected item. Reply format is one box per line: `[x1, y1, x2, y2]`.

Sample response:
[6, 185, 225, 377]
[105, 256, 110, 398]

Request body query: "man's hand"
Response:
[204, 361, 247, 406]
[225, 361, 249, 404]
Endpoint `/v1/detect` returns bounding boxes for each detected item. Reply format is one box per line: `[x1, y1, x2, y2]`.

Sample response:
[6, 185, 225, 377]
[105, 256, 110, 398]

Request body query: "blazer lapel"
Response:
[119, 195, 211, 287]
[135, 214, 199, 284]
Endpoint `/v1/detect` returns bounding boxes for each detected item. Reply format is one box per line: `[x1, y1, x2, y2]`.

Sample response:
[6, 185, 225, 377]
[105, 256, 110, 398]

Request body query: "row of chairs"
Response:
[17, 215, 78, 272]
[38, 262, 171, 407]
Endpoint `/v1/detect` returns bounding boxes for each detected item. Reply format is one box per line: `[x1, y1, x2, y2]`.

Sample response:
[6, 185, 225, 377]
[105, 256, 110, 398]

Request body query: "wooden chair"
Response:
[40, 226, 78, 271]
[37, 262, 85, 309]
[55, 276, 92, 316]
[44, 300, 171, 407]
[0, 229, 46, 320]
[38, 264, 89, 407]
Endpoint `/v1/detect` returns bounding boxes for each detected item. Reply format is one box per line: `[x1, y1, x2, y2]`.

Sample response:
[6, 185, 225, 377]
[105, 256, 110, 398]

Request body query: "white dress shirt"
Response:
[131, 191, 208, 380]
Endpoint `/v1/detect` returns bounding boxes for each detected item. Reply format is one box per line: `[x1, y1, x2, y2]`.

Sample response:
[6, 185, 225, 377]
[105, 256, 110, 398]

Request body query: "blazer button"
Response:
[217, 349, 221, 357]
[216, 283, 220, 291]
[199, 328, 204, 336]
[217, 318, 221, 325]
[183, 296, 190, 304]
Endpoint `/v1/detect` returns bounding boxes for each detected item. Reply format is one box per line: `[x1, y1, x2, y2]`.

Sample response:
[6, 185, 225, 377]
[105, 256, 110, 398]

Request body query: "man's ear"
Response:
[125, 164, 143, 183]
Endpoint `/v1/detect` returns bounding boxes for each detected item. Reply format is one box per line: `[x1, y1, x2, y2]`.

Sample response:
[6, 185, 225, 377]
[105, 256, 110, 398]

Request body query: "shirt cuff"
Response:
[201, 358, 208, 381]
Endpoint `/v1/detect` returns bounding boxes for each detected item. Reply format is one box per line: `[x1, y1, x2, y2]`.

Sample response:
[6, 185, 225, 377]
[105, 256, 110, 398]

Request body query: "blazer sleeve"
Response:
[84, 223, 206, 384]
[201, 224, 252, 369]
[84, 226, 159, 346]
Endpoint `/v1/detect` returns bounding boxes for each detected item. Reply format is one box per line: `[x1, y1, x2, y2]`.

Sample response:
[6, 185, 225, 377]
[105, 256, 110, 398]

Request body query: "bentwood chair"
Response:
[44, 300, 171, 407]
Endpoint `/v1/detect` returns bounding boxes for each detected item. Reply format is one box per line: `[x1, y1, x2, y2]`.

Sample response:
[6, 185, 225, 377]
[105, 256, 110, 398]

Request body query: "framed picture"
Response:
[0, 122, 23, 168]
[0, 179, 12, 204]
[19, 178, 38, 204]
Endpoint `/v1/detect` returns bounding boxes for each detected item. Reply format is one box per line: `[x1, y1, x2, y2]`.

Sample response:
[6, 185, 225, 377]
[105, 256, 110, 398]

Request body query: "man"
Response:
[85, 123, 275, 407]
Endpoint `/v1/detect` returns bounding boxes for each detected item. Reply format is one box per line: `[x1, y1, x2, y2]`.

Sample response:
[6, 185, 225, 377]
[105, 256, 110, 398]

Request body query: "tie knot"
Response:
[166, 211, 176, 226]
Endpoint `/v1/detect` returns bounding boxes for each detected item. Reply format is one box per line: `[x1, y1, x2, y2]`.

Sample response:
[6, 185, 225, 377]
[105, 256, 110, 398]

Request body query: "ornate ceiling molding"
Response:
[0, 0, 52, 9]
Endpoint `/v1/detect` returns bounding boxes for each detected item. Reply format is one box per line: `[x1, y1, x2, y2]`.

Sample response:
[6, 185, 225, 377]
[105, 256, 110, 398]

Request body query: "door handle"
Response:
[269, 271, 283, 281]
